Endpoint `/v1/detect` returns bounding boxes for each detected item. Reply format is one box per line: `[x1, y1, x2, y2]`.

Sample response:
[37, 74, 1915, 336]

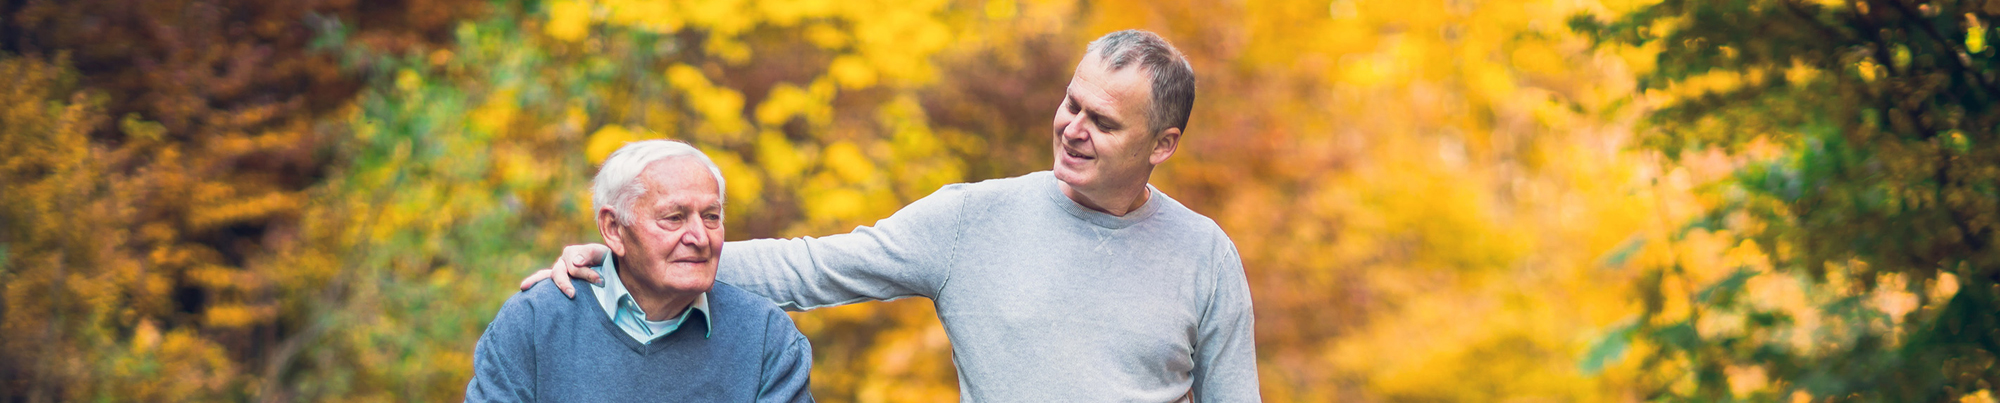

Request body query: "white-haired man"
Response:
[469, 140, 812, 402]
[523, 30, 1259, 401]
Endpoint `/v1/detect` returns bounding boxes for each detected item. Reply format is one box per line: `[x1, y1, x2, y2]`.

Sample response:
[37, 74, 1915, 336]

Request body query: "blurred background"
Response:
[4, 0, 1998, 401]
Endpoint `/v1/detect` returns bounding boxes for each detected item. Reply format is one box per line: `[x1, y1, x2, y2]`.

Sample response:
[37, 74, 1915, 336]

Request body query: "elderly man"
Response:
[469, 140, 813, 402]
[524, 30, 1258, 401]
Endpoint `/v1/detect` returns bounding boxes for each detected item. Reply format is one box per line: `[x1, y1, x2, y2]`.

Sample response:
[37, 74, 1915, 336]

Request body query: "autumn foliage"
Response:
[4, 0, 1993, 401]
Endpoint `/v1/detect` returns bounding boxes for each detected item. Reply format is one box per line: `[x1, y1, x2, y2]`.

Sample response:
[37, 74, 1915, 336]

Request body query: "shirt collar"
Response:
[592, 255, 714, 342]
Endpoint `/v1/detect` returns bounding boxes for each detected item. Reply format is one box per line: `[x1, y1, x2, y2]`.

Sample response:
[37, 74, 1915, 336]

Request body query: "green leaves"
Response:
[1579, 0, 2000, 398]
[1581, 321, 1637, 375]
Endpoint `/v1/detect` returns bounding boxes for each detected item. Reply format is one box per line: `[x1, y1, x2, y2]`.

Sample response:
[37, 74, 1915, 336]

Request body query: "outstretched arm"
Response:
[521, 184, 974, 308]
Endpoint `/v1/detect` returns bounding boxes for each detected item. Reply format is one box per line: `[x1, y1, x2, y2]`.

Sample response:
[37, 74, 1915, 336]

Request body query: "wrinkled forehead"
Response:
[636, 158, 722, 202]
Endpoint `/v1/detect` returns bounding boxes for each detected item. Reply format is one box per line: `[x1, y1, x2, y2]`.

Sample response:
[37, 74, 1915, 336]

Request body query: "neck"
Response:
[613, 256, 697, 321]
[1060, 179, 1152, 217]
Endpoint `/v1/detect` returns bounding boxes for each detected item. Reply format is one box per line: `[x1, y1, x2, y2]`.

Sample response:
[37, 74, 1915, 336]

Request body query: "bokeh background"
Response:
[4, 0, 1998, 401]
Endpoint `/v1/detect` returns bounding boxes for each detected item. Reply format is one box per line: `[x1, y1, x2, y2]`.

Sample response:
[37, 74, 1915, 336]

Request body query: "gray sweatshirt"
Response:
[719, 171, 1259, 402]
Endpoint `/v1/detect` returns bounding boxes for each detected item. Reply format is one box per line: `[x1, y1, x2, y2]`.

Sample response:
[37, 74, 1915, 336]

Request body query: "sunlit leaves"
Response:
[1578, 0, 2000, 398]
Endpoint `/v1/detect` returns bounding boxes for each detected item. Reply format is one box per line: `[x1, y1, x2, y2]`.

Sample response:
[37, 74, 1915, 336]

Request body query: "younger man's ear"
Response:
[1149, 127, 1181, 165]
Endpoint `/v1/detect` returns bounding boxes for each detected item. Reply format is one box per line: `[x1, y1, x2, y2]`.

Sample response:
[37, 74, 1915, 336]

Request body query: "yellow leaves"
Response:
[848, 6, 953, 86]
[151, 329, 239, 396]
[756, 130, 810, 185]
[679, 0, 755, 36]
[985, 0, 1018, 19]
[203, 303, 276, 328]
[823, 141, 877, 183]
[828, 55, 879, 89]
[603, 0, 683, 33]
[1970, 14, 1989, 54]
[667, 64, 750, 137]
[1857, 59, 1886, 82]
[801, 185, 872, 223]
[187, 190, 305, 232]
[469, 87, 519, 137]
[1510, 42, 1568, 76]
[395, 68, 423, 92]
[1467, 62, 1519, 100]
[803, 23, 850, 49]
[1662, 68, 1761, 101]
[703, 146, 764, 214]
[757, 0, 838, 27]
[753, 80, 835, 127]
[586, 125, 642, 165]
[493, 144, 556, 191]
[546, 0, 594, 42]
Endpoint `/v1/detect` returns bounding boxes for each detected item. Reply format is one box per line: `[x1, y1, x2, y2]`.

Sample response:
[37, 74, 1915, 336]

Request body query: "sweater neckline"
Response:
[1037, 171, 1165, 230]
[579, 284, 705, 355]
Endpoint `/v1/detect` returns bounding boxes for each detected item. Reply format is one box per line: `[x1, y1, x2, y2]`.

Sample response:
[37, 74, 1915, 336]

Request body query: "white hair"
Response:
[591, 140, 726, 225]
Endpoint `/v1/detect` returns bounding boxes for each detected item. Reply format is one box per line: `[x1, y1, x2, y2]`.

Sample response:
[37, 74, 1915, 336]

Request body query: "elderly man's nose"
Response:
[681, 226, 707, 245]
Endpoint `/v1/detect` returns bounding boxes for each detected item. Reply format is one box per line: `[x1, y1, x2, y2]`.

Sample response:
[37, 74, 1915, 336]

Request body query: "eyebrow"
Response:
[1065, 91, 1124, 131]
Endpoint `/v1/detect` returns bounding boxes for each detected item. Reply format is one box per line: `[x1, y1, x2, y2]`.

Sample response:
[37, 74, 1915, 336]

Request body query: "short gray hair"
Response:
[1085, 29, 1196, 135]
[592, 140, 726, 225]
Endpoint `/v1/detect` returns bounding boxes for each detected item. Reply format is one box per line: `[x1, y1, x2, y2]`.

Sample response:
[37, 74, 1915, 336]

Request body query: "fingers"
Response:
[567, 263, 600, 285]
[564, 244, 609, 267]
[519, 269, 552, 291]
[552, 258, 576, 298]
[560, 244, 607, 284]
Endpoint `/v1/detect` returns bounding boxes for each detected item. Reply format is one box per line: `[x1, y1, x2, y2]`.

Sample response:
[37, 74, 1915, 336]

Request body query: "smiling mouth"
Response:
[1064, 148, 1094, 160]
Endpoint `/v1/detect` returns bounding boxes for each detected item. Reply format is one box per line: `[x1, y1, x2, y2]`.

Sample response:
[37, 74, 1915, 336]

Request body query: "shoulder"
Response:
[708, 281, 809, 345]
[708, 281, 795, 325]
[947, 171, 1052, 201]
[1151, 190, 1235, 243]
[1145, 191, 1242, 271]
[503, 279, 594, 319]
[888, 172, 1044, 220]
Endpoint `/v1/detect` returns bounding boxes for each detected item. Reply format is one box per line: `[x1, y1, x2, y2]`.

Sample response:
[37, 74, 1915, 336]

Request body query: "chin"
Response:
[1053, 165, 1094, 188]
[661, 276, 715, 293]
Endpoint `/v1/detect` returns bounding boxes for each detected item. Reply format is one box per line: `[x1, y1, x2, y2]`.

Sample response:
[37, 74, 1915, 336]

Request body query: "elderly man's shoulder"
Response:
[502, 278, 597, 318]
[707, 281, 794, 321]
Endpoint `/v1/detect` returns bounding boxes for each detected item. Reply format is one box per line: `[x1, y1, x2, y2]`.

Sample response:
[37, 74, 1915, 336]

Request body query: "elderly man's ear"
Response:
[596, 208, 627, 257]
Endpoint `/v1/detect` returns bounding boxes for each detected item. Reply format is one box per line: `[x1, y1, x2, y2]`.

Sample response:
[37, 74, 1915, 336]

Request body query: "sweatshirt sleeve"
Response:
[716, 184, 969, 311]
[466, 290, 540, 402]
[1192, 242, 1261, 402]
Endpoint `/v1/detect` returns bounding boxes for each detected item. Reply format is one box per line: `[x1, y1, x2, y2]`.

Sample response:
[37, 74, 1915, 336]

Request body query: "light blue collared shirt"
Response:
[591, 256, 711, 343]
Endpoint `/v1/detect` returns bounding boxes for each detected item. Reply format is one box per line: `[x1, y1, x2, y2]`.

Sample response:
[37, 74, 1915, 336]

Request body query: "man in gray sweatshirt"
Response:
[523, 29, 1259, 402]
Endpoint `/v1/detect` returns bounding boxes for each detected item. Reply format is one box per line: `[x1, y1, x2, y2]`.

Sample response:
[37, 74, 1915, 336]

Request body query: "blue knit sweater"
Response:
[465, 279, 813, 402]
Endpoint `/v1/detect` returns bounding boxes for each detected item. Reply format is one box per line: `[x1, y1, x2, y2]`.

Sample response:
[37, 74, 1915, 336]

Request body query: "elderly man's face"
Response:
[1051, 51, 1166, 196]
[605, 158, 724, 296]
